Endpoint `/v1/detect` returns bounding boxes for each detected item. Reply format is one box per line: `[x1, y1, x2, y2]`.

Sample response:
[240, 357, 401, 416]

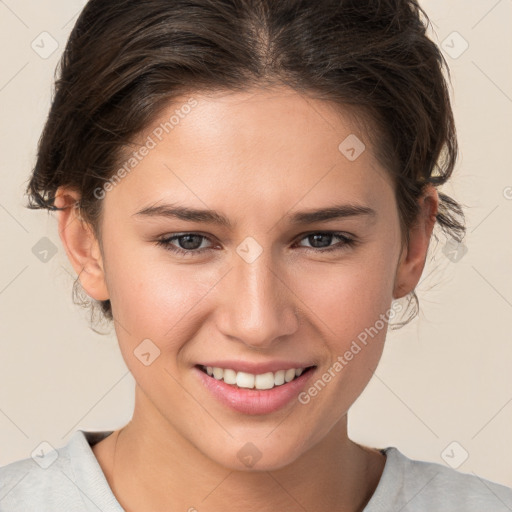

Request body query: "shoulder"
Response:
[0, 430, 118, 512]
[365, 446, 512, 511]
[0, 437, 83, 510]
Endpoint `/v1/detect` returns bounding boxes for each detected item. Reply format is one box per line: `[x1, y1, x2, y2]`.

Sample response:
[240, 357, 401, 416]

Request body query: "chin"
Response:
[198, 433, 310, 472]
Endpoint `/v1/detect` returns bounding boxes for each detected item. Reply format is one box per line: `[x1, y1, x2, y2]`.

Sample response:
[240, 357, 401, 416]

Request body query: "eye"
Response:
[156, 231, 357, 257]
[294, 231, 357, 253]
[156, 233, 214, 256]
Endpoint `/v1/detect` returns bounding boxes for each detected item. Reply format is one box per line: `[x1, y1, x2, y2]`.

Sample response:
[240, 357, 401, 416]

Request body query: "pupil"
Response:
[180, 235, 202, 250]
[309, 233, 331, 248]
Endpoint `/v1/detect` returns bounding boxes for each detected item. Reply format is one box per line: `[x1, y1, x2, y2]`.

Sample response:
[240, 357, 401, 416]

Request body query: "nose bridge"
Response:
[218, 240, 298, 348]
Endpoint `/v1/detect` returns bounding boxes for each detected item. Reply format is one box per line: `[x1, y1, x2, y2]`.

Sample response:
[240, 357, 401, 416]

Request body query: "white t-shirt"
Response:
[1, 430, 511, 511]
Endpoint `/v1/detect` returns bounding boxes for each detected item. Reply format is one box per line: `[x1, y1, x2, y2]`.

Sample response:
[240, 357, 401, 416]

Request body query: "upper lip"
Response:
[196, 360, 316, 374]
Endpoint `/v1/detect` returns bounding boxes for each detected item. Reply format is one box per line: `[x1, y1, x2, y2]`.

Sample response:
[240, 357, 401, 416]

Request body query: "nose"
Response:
[215, 248, 299, 350]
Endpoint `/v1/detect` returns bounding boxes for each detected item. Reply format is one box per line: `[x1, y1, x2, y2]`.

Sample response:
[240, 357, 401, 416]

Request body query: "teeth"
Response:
[255, 372, 275, 390]
[202, 365, 310, 389]
[274, 370, 285, 386]
[285, 368, 296, 382]
[236, 371, 255, 389]
[223, 368, 237, 385]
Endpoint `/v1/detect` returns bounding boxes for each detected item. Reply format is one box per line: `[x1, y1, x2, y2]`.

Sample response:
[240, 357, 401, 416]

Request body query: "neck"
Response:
[105, 387, 384, 512]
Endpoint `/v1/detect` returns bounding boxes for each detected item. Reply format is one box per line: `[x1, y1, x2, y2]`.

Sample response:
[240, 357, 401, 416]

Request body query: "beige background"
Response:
[1, 0, 511, 488]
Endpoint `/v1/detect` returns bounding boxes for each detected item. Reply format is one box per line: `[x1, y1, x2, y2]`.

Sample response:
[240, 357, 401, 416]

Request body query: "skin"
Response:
[55, 86, 438, 511]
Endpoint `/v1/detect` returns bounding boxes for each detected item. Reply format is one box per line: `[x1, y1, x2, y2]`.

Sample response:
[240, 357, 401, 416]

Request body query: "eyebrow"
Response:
[133, 202, 376, 228]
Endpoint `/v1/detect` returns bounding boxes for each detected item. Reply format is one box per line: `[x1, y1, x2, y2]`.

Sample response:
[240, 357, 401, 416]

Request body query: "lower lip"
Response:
[194, 366, 316, 415]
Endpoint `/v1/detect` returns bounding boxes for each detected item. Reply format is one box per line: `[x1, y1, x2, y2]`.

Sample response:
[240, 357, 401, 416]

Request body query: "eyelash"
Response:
[156, 231, 357, 257]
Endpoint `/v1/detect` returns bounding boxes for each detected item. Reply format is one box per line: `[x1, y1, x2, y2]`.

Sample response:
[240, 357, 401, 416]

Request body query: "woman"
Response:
[1, 0, 511, 510]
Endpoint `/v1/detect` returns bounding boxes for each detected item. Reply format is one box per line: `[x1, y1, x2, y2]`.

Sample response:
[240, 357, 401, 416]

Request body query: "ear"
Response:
[393, 185, 439, 300]
[54, 187, 109, 301]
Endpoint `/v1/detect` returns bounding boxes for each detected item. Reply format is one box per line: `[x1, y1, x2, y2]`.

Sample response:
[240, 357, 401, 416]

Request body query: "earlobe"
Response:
[54, 187, 110, 301]
[392, 185, 439, 300]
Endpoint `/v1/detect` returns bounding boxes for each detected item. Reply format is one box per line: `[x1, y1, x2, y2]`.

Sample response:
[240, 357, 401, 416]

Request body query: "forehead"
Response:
[110, 87, 394, 218]
[157, 87, 372, 164]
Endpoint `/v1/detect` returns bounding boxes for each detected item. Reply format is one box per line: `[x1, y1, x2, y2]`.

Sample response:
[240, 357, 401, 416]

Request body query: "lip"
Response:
[194, 364, 317, 415]
[195, 360, 316, 374]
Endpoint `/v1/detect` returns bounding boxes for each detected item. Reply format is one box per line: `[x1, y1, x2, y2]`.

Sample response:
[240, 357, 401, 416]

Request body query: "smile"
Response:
[194, 360, 318, 415]
[198, 364, 315, 390]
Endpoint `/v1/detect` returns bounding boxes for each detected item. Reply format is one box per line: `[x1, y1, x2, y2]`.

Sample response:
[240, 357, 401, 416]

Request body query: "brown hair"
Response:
[26, 0, 465, 327]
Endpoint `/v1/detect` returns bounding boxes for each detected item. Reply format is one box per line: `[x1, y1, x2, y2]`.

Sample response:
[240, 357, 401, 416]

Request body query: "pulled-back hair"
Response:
[26, 0, 465, 327]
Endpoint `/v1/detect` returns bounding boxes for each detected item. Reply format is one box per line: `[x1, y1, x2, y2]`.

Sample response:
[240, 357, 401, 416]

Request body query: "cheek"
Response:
[293, 248, 396, 389]
[294, 249, 397, 339]
[103, 221, 397, 363]
[102, 235, 224, 354]
[282, 252, 396, 439]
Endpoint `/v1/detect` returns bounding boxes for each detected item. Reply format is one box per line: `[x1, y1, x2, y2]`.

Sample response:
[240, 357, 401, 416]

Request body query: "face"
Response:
[82, 87, 408, 470]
